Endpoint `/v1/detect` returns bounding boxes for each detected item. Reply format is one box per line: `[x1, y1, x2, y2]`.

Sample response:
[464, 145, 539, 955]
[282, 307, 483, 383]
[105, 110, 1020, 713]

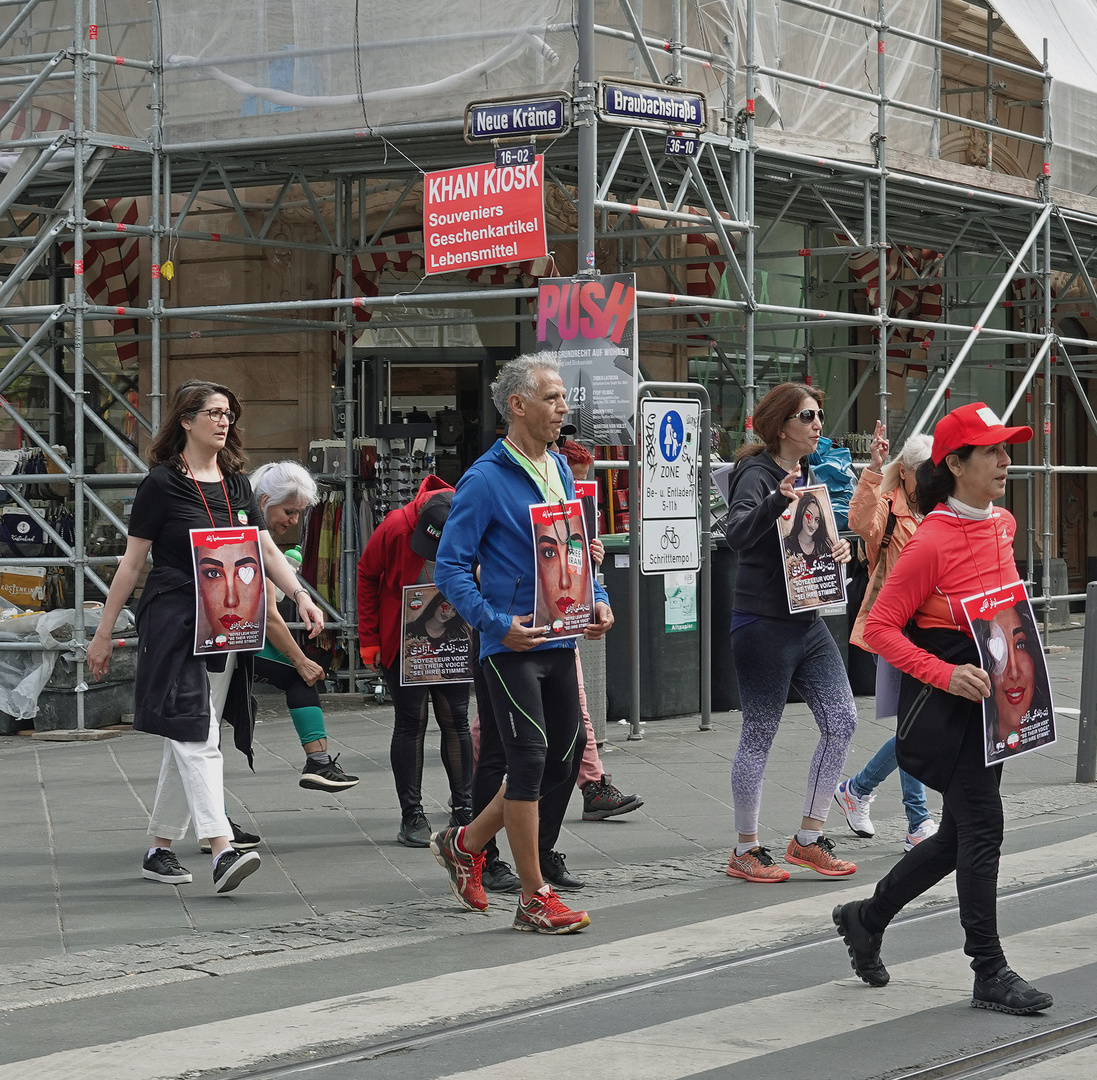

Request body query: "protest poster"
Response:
[529, 499, 595, 639]
[399, 585, 474, 686]
[776, 484, 847, 613]
[960, 582, 1056, 767]
[190, 526, 267, 655]
[574, 478, 598, 541]
[536, 273, 638, 445]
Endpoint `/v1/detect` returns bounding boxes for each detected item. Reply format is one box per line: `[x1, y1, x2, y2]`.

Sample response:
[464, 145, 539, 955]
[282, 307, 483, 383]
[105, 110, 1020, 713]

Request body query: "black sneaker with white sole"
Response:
[213, 849, 261, 894]
[299, 754, 359, 791]
[142, 848, 193, 884]
[199, 818, 261, 854]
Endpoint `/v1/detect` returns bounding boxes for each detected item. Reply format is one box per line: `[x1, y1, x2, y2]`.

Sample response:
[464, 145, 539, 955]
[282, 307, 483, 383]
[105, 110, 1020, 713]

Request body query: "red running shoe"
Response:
[784, 835, 857, 877]
[429, 826, 488, 911]
[513, 887, 590, 934]
[726, 846, 790, 883]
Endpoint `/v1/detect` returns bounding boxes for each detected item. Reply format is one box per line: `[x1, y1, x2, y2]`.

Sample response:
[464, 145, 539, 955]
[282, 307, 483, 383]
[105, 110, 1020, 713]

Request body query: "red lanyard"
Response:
[181, 453, 233, 527]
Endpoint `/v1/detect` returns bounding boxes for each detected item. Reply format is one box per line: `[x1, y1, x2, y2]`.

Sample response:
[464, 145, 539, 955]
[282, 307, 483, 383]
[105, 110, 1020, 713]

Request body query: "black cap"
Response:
[410, 492, 453, 559]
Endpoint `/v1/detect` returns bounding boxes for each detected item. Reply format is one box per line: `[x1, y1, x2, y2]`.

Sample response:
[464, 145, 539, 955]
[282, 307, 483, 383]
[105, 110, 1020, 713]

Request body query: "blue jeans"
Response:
[850, 736, 930, 832]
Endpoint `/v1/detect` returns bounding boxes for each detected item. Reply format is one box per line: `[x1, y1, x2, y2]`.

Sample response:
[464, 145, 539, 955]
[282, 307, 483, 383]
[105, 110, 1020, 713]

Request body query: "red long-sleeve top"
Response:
[863, 505, 1018, 691]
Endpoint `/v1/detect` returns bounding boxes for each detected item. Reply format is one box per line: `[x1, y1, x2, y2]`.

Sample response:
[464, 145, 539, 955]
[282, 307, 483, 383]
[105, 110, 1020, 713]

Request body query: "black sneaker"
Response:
[832, 900, 889, 987]
[972, 966, 1053, 1015]
[483, 856, 522, 893]
[582, 774, 644, 820]
[449, 806, 474, 828]
[300, 754, 359, 791]
[213, 849, 261, 894]
[540, 849, 585, 891]
[199, 818, 261, 854]
[397, 810, 432, 848]
[142, 848, 193, 885]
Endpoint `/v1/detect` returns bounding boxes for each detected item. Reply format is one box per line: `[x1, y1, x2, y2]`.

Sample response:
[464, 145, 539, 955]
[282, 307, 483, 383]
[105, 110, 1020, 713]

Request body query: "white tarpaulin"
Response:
[988, 0, 1097, 195]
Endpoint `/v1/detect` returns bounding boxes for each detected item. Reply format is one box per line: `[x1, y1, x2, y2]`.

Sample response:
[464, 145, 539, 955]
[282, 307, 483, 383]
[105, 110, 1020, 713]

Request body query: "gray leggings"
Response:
[730, 617, 857, 836]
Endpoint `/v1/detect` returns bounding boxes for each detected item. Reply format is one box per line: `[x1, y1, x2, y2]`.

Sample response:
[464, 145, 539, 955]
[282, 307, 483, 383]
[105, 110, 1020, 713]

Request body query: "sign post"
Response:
[639, 398, 701, 574]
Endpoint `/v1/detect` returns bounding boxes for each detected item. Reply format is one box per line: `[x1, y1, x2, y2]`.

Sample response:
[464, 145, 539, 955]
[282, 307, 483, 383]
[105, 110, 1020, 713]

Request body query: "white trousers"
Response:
[147, 654, 236, 842]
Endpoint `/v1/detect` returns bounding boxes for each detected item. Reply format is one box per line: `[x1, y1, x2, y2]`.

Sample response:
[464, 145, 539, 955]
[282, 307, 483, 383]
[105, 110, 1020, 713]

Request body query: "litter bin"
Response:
[602, 535, 700, 720]
[711, 539, 740, 711]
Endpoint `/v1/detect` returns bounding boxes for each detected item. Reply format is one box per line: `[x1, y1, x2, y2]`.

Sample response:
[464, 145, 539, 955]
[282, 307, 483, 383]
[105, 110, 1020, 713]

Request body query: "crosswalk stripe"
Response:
[433, 913, 1097, 1080]
[1, 837, 1093, 1080]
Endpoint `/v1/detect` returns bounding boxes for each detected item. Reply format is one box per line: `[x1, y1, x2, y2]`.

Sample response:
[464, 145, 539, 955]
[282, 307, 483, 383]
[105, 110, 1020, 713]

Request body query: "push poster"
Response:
[535, 273, 638, 445]
[529, 499, 595, 639]
[399, 585, 474, 686]
[190, 526, 267, 655]
[960, 582, 1056, 767]
[776, 484, 847, 613]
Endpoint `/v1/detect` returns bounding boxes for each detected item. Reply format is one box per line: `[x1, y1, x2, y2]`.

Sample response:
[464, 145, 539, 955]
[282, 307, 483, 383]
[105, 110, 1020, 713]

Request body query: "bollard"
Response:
[1077, 582, 1097, 784]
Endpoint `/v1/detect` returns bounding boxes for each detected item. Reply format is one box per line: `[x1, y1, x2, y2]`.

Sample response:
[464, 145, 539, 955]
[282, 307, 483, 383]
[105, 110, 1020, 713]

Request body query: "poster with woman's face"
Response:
[190, 526, 267, 655]
[400, 584, 473, 686]
[529, 499, 595, 639]
[961, 582, 1056, 767]
[776, 483, 847, 613]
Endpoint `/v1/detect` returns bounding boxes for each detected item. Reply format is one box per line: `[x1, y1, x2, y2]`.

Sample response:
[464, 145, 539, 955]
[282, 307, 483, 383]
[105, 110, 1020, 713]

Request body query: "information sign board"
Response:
[639, 398, 701, 574]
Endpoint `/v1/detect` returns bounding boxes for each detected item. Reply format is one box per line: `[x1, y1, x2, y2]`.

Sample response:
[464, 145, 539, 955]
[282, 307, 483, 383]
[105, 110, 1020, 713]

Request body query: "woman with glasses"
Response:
[250, 461, 359, 792]
[86, 382, 324, 894]
[723, 382, 859, 884]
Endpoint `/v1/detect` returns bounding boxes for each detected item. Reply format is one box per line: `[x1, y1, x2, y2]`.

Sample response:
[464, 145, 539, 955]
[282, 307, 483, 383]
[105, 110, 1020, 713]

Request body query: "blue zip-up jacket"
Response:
[435, 439, 611, 661]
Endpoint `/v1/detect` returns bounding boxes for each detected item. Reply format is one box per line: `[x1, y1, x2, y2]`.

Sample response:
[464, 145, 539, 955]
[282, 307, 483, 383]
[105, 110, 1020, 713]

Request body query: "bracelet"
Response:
[293, 588, 308, 603]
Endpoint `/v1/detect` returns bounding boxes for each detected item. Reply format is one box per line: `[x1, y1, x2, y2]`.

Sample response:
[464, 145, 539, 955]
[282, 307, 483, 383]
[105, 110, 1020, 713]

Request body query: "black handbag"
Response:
[895, 627, 980, 792]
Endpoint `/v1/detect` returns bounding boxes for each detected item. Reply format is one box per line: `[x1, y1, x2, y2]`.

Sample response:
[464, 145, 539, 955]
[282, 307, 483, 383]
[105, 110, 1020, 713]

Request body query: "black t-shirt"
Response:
[128, 464, 266, 576]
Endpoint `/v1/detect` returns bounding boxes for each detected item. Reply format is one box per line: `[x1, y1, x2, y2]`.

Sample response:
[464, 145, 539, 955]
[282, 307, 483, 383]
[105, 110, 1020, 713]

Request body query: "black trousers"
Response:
[864, 705, 1006, 977]
[470, 646, 583, 861]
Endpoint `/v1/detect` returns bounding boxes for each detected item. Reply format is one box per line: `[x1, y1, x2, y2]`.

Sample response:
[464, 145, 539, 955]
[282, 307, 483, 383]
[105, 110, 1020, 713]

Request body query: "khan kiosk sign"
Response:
[423, 158, 547, 275]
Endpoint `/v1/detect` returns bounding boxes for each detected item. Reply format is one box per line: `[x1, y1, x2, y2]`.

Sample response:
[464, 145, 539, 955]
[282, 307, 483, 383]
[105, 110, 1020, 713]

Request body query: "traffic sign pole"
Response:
[628, 382, 712, 739]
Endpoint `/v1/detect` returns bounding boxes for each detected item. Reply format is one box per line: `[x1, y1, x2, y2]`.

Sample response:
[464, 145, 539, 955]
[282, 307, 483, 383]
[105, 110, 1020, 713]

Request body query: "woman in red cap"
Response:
[832, 402, 1052, 1016]
[357, 477, 474, 847]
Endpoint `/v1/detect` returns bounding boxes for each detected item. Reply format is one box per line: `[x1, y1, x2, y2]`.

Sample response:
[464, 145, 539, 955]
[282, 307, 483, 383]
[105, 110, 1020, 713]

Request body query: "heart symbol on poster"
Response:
[238, 566, 256, 585]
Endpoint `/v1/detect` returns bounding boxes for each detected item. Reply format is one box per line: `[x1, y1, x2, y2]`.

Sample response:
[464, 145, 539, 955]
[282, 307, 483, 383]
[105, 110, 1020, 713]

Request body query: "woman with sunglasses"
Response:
[833, 403, 1052, 1016]
[86, 382, 324, 894]
[723, 382, 859, 884]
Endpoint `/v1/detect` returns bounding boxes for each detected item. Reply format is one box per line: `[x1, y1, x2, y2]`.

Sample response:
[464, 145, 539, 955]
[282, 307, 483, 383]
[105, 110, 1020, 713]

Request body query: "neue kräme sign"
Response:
[599, 78, 707, 133]
[422, 157, 547, 275]
[464, 94, 570, 143]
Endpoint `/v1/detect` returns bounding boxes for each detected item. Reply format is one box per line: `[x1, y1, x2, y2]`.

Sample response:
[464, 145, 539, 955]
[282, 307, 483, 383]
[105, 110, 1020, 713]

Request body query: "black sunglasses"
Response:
[786, 408, 824, 425]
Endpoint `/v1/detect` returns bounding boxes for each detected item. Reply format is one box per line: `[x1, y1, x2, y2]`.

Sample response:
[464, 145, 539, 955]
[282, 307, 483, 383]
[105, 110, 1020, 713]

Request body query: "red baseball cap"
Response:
[930, 402, 1032, 465]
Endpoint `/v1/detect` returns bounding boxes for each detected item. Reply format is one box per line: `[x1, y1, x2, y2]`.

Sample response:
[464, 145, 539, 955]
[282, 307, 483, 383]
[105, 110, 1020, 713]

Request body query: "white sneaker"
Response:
[834, 780, 876, 838]
[904, 818, 938, 852]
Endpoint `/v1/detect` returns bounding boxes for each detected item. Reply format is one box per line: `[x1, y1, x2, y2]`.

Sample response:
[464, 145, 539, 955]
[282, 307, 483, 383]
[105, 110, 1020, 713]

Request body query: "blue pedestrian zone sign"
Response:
[640, 398, 701, 574]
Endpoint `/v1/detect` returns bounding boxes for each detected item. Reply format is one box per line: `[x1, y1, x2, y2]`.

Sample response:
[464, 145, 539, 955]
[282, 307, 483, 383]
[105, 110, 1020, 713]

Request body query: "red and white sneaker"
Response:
[429, 826, 488, 912]
[726, 846, 790, 883]
[513, 887, 590, 934]
[785, 835, 857, 877]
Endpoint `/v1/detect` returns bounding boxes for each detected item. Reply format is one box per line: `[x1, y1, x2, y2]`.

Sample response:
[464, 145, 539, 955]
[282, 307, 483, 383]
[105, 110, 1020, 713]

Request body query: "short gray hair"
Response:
[490, 352, 560, 424]
[250, 460, 319, 512]
[880, 433, 933, 493]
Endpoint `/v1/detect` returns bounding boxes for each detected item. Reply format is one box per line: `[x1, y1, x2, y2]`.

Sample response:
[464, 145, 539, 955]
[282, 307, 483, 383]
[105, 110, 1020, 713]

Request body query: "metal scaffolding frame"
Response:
[3, 0, 1097, 729]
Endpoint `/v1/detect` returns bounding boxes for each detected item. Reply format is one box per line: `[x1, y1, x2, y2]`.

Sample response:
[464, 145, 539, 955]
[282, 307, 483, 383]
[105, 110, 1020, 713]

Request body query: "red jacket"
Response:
[864, 505, 1018, 691]
[357, 475, 455, 669]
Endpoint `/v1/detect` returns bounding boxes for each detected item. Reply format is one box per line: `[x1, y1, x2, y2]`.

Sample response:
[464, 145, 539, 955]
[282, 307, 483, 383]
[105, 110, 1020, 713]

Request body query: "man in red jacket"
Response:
[357, 476, 474, 847]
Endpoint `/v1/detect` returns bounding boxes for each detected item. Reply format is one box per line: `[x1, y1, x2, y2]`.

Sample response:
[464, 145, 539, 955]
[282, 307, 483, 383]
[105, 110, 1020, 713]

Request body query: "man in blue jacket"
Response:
[432, 353, 613, 934]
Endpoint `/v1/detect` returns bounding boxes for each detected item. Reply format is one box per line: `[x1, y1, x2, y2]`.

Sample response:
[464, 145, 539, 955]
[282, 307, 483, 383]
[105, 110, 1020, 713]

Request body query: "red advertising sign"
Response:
[423, 157, 547, 275]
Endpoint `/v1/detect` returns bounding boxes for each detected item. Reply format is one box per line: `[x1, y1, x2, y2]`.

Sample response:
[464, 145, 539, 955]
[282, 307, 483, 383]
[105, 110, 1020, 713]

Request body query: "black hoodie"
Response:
[724, 452, 820, 623]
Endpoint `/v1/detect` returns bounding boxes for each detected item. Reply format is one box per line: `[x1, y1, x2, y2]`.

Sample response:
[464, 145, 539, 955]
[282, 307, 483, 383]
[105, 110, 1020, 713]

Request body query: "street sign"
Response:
[664, 133, 700, 157]
[495, 145, 534, 168]
[599, 78, 706, 132]
[464, 95, 569, 143]
[639, 398, 701, 574]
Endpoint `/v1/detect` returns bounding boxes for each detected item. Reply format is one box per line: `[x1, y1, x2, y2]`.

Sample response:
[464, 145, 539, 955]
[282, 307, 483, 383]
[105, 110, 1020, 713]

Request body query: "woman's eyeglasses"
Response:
[787, 408, 824, 425]
[198, 408, 236, 425]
